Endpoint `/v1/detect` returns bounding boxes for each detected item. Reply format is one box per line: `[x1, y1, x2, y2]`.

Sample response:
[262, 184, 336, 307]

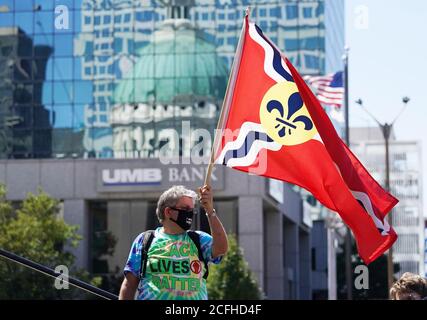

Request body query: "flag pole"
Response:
[204, 8, 249, 186]
[343, 46, 353, 300]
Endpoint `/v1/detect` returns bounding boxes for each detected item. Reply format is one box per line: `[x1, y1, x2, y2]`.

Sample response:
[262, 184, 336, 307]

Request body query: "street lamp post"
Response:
[355, 96, 410, 292]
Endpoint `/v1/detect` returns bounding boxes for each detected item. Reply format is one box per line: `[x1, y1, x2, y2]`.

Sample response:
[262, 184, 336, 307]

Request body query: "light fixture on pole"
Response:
[355, 96, 410, 292]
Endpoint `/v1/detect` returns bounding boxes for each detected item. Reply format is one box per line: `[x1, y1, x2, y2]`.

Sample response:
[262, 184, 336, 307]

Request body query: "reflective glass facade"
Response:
[0, 0, 336, 159]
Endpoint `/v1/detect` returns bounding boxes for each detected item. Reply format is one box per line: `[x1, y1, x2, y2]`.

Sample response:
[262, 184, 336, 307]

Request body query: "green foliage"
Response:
[0, 186, 101, 299]
[207, 234, 263, 300]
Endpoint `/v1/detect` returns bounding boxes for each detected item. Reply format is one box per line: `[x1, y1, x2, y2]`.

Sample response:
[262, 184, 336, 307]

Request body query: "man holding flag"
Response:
[207, 11, 398, 265]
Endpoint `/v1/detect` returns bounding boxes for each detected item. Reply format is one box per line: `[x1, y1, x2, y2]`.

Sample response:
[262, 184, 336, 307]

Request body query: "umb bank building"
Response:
[0, 0, 344, 299]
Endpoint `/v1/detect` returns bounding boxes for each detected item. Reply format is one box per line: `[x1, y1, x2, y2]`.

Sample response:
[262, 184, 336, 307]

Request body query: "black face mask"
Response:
[169, 207, 195, 231]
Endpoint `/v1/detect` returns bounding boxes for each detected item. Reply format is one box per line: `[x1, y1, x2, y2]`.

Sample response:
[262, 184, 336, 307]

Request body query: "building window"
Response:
[286, 5, 298, 19]
[200, 199, 237, 235]
[84, 16, 91, 25]
[396, 234, 419, 254]
[305, 54, 319, 70]
[270, 7, 281, 18]
[311, 248, 316, 271]
[259, 9, 266, 17]
[94, 16, 101, 25]
[124, 13, 131, 22]
[227, 37, 235, 46]
[303, 7, 312, 18]
[260, 20, 268, 29]
[89, 200, 160, 278]
[113, 38, 123, 52]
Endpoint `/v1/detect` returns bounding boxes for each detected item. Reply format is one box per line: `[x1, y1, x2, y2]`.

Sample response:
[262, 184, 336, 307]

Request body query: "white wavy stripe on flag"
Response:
[351, 190, 391, 236]
[215, 121, 281, 166]
[248, 23, 289, 83]
[331, 161, 391, 236]
[281, 58, 292, 79]
[226, 139, 282, 167]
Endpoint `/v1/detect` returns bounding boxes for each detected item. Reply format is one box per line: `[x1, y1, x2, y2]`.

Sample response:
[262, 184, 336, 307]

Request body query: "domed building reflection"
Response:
[111, 14, 229, 160]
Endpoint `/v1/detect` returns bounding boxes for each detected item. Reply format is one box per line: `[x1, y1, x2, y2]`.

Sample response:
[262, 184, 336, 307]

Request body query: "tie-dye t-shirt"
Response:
[124, 227, 222, 300]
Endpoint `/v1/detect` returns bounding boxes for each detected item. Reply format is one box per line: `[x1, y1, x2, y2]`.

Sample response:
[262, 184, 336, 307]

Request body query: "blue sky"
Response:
[345, 0, 427, 217]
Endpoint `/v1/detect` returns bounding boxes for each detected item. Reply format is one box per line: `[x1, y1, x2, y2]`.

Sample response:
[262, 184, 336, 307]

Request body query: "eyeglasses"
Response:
[169, 207, 197, 216]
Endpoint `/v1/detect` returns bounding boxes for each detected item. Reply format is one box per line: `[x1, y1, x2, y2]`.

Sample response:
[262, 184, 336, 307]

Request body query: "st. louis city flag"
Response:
[213, 15, 398, 264]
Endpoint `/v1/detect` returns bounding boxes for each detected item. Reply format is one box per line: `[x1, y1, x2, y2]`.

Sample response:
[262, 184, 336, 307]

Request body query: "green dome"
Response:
[113, 19, 229, 105]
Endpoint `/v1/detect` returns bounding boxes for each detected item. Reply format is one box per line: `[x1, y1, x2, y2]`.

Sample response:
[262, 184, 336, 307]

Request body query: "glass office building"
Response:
[0, 0, 334, 160]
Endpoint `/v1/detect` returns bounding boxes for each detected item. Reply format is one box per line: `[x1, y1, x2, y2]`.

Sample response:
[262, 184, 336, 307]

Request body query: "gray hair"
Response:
[156, 185, 197, 222]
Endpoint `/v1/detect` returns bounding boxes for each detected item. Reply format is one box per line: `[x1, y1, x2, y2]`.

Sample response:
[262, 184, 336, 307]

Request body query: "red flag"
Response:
[213, 16, 398, 264]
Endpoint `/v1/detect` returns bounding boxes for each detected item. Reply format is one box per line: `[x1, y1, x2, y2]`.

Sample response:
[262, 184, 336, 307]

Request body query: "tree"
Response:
[0, 185, 101, 299]
[207, 234, 263, 299]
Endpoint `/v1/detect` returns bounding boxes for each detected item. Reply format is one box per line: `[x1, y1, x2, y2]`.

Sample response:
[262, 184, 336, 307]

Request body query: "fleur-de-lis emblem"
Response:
[266, 92, 313, 137]
[260, 82, 317, 146]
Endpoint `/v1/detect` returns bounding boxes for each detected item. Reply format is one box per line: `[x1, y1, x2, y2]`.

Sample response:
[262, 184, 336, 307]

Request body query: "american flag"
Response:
[303, 71, 344, 107]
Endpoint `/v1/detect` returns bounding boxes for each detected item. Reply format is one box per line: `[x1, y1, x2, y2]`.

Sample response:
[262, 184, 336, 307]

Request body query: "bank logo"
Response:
[260, 82, 317, 146]
[102, 168, 162, 186]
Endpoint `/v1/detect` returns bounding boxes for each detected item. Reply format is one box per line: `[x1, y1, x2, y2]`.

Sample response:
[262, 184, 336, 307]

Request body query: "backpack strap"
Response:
[139, 230, 156, 279]
[187, 230, 209, 280]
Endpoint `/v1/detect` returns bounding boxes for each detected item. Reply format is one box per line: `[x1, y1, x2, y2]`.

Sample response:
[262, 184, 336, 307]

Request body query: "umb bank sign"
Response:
[96, 160, 224, 192]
